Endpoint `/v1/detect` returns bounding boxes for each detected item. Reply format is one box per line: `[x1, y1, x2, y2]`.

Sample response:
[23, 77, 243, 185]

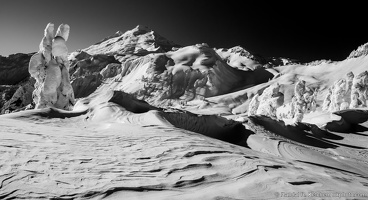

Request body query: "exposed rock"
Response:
[83, 25, 180, 55]
[266, 57, 298, 66]
[0, 53, 34, 85]
[0, 85, 18, 110]
[72, 74, 103, 98]
[1, 78, 35, 114]
[29, 23, 75, 110]
[348, 42, 368, 59]
[306, 59, 333, 66]
[216, 46, 263, 70]
[247, 93, 260, 116]
[216, 46, 298, 71]
[0, 52, 35, 113]
[70, 54, 120, 98]
[68, 50, 91, 63]
[100, 63, 122, 79]
[70, 54, 119, 78]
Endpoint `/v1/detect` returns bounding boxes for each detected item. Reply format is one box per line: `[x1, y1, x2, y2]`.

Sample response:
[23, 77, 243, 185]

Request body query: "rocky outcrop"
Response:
[72, 74, 103, 98]
[100, 63, 122, 79]
[0, 53, 34, 85]
[348, 42, 368, 59]
[29, 23, 75, 110]
[0, 85, 18, 110]
[247, 93, 260, 116]
[0, 53, 35, 113]
[70, 54, 119, 77]
[216, 46, 263, 71]
[1, 78, 35, 114]
[69, 53, 120, 98]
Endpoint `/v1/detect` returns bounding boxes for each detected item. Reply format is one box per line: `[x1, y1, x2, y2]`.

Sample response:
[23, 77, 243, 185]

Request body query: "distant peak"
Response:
[134, 25, 151, 31]
[228, 46, 252, 57]
[131, 25, 153, 36]
[84, 25, 180, 55]
[348, 42, 368, 59]
[94, 30, 123, 45]
[115, 30, 123, 35]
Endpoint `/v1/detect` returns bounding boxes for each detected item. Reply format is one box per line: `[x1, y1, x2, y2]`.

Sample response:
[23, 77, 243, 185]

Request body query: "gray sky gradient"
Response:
[0, 0, 367, 62]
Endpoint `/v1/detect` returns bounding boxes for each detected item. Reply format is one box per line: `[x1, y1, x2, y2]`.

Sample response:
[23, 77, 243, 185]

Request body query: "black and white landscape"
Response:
[1, 1, 368, 200]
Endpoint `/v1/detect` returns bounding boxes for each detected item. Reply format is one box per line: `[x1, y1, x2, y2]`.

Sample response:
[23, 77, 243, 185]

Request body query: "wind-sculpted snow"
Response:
[1, 88, 368, 199]
[249, 83, 284, 118]
[91, 43, 274, 108]
[88, 90, 253, 147]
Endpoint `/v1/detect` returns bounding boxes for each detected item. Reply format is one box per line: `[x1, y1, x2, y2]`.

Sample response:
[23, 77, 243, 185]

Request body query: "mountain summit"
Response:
[83, 25, 180, 56]
[348, 42, 368, 59]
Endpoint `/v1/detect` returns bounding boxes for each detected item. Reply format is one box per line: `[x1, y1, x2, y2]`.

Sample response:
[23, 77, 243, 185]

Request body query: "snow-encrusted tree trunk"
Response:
[247, 93, 260, 116]
[322, 71, 356, 112]
[350, 71, 368, 108]
[276, 80, 317, 123]
[253, 83, 284, 118]
[28, 23, 75, 110]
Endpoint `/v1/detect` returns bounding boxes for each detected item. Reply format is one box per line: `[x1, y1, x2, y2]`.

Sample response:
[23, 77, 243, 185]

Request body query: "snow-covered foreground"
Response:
[1, 91, 368, 199]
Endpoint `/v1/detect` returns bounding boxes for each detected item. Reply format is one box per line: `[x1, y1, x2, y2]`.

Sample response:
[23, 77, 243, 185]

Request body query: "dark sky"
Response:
[0, 0, 367, 62]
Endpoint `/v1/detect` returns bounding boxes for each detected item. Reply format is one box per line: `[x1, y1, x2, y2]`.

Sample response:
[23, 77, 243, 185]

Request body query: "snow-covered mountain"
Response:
[1, 25, 368, 200]
[83, 25, 180, 56]
[348, 42, 368, 59]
